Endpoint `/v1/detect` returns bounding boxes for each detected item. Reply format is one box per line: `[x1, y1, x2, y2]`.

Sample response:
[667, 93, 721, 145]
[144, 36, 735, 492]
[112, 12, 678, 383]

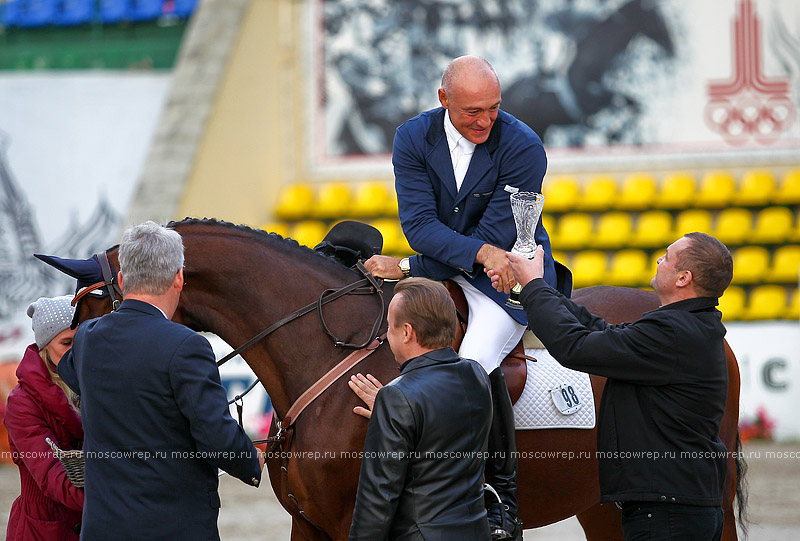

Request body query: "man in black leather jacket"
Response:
[348, 278, 493, 540]
[491, 232, 733, 541]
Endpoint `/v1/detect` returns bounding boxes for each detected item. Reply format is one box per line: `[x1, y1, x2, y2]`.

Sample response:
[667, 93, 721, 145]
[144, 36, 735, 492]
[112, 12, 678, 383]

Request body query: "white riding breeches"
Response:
[452, 276, 527, 375]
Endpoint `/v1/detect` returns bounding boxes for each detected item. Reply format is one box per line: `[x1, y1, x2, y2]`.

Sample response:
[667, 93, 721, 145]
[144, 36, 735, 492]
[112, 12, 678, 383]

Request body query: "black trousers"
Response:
[620, 502, 724, 541]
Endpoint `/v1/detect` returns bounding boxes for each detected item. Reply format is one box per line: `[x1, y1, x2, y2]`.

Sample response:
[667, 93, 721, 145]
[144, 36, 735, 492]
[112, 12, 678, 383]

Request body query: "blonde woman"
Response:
[5, 296, 83, 540]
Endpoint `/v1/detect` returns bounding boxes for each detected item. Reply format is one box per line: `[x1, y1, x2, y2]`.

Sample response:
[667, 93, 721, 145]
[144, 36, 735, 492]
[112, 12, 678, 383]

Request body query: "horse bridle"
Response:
[70, 250, 123, 312]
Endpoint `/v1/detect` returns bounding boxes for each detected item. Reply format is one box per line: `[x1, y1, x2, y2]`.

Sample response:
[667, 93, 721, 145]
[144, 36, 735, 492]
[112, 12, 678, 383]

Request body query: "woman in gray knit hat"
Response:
[4, 296, 84, 540]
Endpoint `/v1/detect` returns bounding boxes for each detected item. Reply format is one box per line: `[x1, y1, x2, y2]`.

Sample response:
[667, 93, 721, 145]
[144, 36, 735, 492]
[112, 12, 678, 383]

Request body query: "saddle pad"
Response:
[512, 348, 596, 430]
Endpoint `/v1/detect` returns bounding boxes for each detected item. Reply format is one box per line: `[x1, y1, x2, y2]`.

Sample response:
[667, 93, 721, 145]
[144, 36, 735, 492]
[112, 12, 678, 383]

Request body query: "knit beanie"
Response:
[26, 295, 76, 349]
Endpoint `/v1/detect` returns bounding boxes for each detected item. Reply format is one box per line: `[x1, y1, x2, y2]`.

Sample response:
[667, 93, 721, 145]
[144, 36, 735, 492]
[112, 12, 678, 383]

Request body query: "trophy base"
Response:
[505, 282, 525, 310]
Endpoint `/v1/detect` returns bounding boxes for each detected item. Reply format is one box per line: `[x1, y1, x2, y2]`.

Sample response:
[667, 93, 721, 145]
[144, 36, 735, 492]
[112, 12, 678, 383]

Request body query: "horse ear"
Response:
[35, 253, 106, 292]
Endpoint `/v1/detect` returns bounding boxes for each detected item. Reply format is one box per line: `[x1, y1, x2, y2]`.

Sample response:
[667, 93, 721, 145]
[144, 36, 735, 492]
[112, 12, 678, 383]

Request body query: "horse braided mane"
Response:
[166, 217, 351, 273]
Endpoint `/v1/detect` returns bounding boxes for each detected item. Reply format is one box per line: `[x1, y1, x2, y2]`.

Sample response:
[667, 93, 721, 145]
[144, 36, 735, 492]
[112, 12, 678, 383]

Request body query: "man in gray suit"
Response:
[348, 278, 493, 540]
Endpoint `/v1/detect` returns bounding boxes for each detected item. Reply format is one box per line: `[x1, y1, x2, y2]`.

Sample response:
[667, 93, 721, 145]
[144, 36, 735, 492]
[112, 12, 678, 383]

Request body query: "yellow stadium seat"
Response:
[631, 210, 673, 248]
[350, 181, 392, 218]
[592, 212, 633, 249]
[744, 285, 788, 321]
[655, 172, 696, 209]
[555, 213, 594, 250]
[773, 169, 800, 205]
[274, 183, 314, 220]
[313, 182, 351, 219]
[732, 246, 770, 284]
[576, 175, 617, 211]
[767, 245, 800, 283]
[695, 171, 736, 208]
[673, 209, 713, 236]
[733, 169, 776, 207]
[289, 220, 328, 248]
[616, 173, 657, 211]
[713, 208, 752, 246]
[371, 218, 412, 256]
[543, 176, 580, 212]
[784, 288, 799, 319]
[260, 221, 291, 238]
[717, 286, 746, 321]
[606, 249, 649, 286]
[790, 211, 800, 243]
[752, 206, 794, 244]
[571, 251, 608, 288]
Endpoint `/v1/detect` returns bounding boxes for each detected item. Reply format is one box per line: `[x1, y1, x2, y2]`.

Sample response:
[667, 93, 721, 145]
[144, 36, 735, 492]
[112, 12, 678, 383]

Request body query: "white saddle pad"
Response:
[512, 348, 596, 430]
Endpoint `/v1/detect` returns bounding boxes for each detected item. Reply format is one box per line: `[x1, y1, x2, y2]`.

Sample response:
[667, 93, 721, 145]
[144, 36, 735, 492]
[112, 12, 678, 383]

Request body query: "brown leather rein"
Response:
[215, 260, 387, 444]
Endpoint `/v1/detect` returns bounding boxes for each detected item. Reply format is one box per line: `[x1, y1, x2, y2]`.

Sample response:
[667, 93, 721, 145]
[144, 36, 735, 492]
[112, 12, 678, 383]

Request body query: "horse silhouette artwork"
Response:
[504, 0, 675, 145]
[41, 219, 747, 540]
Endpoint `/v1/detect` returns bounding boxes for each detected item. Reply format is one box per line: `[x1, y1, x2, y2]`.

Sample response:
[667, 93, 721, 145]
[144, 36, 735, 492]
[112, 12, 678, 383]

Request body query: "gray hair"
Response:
[118, 221, 184, 295]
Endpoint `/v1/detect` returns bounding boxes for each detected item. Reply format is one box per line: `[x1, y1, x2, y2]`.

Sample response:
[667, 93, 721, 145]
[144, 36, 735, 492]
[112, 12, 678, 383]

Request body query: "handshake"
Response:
[486, 245, 545, 294]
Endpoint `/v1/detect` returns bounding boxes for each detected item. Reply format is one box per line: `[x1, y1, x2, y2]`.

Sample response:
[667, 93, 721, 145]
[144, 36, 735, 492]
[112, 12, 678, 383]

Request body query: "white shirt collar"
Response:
[443, 111, 475, 155]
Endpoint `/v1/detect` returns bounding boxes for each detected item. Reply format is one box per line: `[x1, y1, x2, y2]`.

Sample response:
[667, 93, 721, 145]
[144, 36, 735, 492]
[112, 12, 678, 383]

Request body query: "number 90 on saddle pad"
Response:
[512, 347, 596, 430]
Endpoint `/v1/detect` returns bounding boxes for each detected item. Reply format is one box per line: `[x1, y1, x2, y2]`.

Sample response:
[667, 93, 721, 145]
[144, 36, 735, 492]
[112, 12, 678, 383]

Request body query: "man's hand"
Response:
[478, 244, 516, 294]
[349, 373, 383, 419]
[488, 246, 544, 292]
[364, 255, 403, 280]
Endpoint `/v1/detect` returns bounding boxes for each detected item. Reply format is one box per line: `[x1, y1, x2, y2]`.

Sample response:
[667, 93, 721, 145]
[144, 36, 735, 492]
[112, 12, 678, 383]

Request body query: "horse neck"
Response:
[176, 230, 377, 416]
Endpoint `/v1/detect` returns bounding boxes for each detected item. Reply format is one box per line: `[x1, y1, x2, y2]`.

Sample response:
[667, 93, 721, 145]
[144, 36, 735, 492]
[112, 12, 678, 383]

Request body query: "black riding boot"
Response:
[484, 367, 522, 540]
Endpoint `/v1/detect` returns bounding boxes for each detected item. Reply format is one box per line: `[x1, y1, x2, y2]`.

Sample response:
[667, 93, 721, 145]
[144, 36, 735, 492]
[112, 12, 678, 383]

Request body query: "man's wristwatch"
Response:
[399, 257, 411, 278]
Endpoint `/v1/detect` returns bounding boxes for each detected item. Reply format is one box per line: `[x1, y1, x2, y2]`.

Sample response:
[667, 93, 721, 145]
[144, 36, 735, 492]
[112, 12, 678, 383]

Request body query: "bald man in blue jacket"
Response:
[364, 55, 560, 540]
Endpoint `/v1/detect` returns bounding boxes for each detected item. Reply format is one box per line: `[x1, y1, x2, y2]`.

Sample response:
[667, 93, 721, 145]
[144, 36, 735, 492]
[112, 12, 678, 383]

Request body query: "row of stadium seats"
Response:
[543, 207, 800, 250]
[544, 169, 800, 212]
[718, 286, 798, 321]
[273, 169, 800, 221]
[262, 217, 800, 287]
[275, 182, 398, 220]
[0, 0, 196, 27]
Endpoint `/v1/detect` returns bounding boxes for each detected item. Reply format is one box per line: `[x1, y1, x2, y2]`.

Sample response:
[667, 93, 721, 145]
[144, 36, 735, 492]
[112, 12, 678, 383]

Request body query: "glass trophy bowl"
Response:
[506, 191, 545, 309]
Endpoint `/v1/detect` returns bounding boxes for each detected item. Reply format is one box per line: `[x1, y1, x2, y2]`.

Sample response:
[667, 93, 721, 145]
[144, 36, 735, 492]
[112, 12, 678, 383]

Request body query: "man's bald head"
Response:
[438, 56, 502, 145]
[441, 56, 500, 95]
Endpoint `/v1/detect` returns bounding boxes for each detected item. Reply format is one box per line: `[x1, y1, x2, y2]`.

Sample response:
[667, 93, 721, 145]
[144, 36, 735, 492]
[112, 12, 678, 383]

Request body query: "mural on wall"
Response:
[316, 0, 800, 162]
[705, 0, 796, 144]
[0, 73, 171, 359]
[0, 132, 122, 321]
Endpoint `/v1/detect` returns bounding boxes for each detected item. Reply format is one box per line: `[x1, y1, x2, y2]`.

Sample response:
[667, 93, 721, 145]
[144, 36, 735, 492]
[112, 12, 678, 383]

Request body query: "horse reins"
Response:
[221, 260, 387, 441]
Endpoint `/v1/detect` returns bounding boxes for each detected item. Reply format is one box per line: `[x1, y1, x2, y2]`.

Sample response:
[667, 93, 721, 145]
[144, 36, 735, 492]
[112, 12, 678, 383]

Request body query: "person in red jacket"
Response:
[5, 295, 83, 540]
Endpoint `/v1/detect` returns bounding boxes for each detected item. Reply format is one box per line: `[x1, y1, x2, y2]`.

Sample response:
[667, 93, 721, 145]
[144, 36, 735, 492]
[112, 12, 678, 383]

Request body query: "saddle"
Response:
[314, 221, 571, 405]
[443, 281, 534, 405]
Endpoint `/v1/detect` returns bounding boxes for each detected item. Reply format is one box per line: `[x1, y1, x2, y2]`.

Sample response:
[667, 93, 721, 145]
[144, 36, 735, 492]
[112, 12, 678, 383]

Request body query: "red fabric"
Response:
[4, 344, 83, 541]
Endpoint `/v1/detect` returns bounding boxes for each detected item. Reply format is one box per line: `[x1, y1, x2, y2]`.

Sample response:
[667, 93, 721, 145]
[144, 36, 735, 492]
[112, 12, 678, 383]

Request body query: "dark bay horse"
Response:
[70, 219, 745, 540]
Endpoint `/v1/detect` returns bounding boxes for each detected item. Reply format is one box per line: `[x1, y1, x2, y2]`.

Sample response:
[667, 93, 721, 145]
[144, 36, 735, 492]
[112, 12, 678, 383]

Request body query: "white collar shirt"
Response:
[444, 111, 476, 191]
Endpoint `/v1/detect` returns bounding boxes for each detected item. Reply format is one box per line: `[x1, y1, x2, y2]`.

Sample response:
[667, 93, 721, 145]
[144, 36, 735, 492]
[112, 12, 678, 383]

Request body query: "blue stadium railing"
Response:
[1, 0, 198, 28]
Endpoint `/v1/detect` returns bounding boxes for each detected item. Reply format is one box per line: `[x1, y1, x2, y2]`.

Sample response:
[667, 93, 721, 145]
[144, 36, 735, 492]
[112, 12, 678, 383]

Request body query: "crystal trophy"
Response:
[506, 192, 545, 309]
